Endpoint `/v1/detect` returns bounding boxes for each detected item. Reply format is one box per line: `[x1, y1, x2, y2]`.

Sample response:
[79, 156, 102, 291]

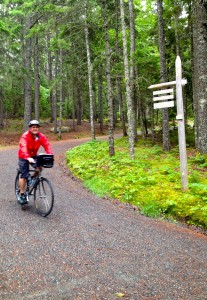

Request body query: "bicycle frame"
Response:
[27, 169, 40, 196]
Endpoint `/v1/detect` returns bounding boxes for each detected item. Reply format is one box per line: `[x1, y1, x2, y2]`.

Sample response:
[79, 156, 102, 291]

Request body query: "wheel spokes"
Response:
[34, 178, 54, 217]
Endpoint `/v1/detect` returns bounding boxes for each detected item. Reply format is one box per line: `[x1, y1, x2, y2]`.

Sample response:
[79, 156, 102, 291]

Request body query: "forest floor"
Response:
[0, 119, 119, 146]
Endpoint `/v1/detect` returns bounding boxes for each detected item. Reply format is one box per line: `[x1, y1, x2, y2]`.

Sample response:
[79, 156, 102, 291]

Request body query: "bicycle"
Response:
[15, 154, 54, 217]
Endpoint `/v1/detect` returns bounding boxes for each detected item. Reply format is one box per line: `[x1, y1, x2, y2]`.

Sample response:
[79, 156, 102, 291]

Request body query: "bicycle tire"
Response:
[34, 177, 54, 217]
[14, 171, 21, 202]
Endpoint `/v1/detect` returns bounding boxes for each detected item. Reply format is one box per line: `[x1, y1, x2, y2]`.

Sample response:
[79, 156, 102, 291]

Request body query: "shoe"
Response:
[18, 193, 28, 205]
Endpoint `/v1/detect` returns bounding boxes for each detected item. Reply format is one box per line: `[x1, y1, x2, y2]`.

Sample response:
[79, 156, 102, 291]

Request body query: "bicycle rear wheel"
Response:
[34, 177, 54, 217]
[15, 171, 21, 201]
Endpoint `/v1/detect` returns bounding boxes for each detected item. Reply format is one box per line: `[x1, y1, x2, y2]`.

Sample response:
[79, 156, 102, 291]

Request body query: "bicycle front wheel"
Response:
[34, 177, 54, 217]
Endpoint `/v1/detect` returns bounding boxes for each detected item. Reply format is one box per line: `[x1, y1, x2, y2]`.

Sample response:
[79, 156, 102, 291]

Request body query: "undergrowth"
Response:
[66, 137, 207, 229]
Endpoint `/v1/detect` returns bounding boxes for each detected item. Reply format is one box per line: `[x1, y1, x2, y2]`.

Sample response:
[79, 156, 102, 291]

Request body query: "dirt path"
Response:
[0, 138, 207, 300]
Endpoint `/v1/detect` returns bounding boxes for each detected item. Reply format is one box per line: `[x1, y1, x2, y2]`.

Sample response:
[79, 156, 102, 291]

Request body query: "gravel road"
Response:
[0, 138, 207, 300]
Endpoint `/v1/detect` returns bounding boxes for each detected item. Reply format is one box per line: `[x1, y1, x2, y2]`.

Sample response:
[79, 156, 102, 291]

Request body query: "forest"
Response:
[0, 0, 207, 155]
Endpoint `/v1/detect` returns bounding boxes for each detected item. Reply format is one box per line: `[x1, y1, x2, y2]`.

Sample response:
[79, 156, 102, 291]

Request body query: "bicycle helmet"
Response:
[29, 120, 40, 127]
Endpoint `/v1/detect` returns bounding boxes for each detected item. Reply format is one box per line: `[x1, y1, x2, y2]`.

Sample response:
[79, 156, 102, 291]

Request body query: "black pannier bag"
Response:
[37, 154, 54, 168]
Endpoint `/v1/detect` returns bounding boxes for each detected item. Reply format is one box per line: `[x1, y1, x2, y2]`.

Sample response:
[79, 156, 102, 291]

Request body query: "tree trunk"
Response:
[34, 34, 40, 121]
[72, 73, 76, 132]
[173, 0, 180, 56]
[0, 87, 4, 129]
[103, 0, 115, 156]
[128, 0, 138, 141]
[192, 0, 207, 153]
[53, 32, 58, 134]
[65, 73, 70, 120]
[157, 0, 170, 151]
[23, 16, 32, 130]
[58, 48, 63, 139]
[52, 54, 58, 134]
[93, 85, 98, 122]
[151, 102, 155, 145]
[117, 76, 127, 136]
[47, 34, 54, 123]
[76, 75, 82, 125]
[84, 0, 95, 140]
[139, 95, 147, 138]
[98, 68, 104, 134]
[120, 0, 135, 159]
[186, 1, 193, 135]
[115, 0, 127, 137]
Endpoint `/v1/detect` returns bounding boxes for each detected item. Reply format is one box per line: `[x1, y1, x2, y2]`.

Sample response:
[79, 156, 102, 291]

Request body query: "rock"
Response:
[50, 126, 71, 133]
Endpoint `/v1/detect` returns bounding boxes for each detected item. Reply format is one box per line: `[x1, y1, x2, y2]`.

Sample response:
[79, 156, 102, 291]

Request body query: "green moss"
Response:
[66, 137, 207, 229]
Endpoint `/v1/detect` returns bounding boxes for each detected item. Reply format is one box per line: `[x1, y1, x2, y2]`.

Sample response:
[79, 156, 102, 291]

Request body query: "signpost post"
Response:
[148, 56, 188, 191]
[175, 56, 188, 190]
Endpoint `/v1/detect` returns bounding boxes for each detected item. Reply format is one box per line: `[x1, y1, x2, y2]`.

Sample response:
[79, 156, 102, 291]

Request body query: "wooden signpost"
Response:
[148, 56, 188, 191]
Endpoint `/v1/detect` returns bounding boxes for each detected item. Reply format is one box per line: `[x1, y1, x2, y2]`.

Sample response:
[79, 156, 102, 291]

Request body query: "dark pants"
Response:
[18, 156, 38, 179]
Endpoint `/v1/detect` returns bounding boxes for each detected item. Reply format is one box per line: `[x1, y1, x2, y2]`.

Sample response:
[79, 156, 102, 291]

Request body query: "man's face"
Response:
[29, 125, 39, 135]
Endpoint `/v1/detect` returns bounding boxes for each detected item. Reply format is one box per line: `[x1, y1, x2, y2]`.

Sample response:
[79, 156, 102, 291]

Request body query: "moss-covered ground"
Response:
[66, 137, 207, 229]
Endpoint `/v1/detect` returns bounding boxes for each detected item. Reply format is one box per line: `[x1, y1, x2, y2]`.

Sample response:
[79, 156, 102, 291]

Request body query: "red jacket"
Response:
[18, 131, 53, 159]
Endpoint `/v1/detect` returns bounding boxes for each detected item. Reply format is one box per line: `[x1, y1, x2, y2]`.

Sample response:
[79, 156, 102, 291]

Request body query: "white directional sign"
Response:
[148, 56, 188, 190]
[153, 88, 174, 109]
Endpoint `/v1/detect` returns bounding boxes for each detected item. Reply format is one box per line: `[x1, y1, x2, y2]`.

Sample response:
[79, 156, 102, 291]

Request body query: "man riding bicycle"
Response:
[18, 120, 53, 205]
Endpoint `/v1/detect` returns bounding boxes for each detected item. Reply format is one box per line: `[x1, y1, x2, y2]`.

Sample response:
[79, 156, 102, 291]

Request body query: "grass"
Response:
[66, 137, 207, 229]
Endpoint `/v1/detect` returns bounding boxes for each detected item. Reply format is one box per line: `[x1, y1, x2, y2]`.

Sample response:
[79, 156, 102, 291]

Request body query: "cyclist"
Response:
[17, 120, 53, 204]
